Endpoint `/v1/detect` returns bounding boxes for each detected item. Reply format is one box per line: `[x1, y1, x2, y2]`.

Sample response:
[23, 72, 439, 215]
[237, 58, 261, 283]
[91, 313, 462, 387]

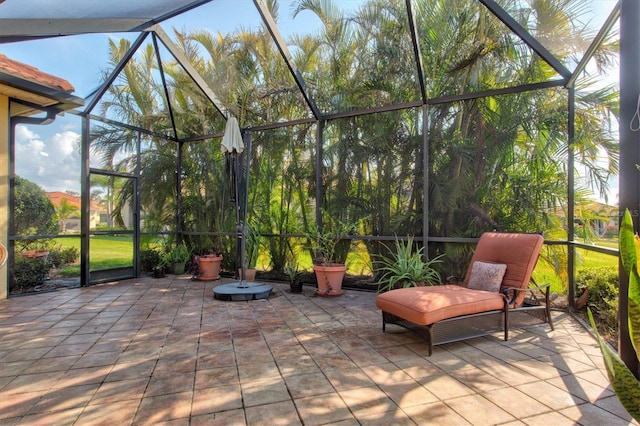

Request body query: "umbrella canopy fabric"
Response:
[221, 116, 244, 153]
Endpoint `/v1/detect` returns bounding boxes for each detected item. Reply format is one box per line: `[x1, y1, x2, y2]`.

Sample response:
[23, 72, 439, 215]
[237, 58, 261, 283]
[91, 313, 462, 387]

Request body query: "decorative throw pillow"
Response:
[467, 261, 507, 292]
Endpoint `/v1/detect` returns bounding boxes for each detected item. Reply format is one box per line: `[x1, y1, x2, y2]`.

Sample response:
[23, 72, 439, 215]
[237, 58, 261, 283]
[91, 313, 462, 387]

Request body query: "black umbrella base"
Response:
[213, 282, 273, 301]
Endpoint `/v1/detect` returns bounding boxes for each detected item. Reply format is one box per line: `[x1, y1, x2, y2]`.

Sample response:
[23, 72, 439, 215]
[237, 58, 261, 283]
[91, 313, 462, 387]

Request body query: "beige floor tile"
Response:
[483, 387, 554, 418]
[594, 395, 639, 424]
[520, 410, 577, 425]
[196, 350, 236, 369]
[145, 371, 195, 397]
[356, 407, 416, 425]
[2, 371, 66, 394]
[449, 367, 509, 393]
[52, 365, 112, 388]
[89, 377, 149, 404]
[378, 379, 438, 408]
[241, 377, 291, 407]
[323, 367, 376, 391]
[237, 360, 280, 384]
[190, 408, 246, 426]
[516, 380, 585, 410]
[190, 384, 243, 416]
[275, 354, 322, 377]
[361, 362, 414, 385]
[134, 391, 193, 424]
[0, 391, 43, 420]
[446, 393, 516, 425]
[194, 366, 240, 390]
[509, 358, 567, 380]
[338, 386, 397, 417]
[402, 401, 473, 425]
[27, 383, 99, 414]
[546, 374, 614, 403]
[314, 352, 358, 370]
[294, 392, 355, 425]
[17, 406, 84, 426]
[476, 359, 541, 386]
[245, 400, 302, 425]
[75, 400, 139, 425]
[284, 372, 334, 398]
[560, 402, 637, 426]
[419, 373, 475, 400]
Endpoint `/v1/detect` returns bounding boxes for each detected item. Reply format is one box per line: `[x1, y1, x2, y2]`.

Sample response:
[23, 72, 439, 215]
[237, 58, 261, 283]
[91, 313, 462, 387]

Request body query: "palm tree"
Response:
[55, 198, 80, 234]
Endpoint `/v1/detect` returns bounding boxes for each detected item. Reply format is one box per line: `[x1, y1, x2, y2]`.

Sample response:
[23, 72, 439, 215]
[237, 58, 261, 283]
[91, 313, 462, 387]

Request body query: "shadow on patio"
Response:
[0, 276, 636, 425]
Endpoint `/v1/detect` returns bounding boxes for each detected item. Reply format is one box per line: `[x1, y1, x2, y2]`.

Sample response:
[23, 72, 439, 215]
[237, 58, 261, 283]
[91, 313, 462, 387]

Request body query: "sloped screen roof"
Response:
[0, 0, 213, 42]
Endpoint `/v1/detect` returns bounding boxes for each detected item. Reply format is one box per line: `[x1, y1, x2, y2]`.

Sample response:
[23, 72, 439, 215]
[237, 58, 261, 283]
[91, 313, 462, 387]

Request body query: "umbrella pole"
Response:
[214, 123, 271, 301]
[234, 150, 245, 287]
[238, 131, 252, 287]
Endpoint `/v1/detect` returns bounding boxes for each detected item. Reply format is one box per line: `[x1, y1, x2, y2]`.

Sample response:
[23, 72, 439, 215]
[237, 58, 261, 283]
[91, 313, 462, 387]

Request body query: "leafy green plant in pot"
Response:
[152, 256, 167, 278]
[167, 244, 191, 275]
[587, 208, 640, 421]
[308, 219, 357, 297]
[240, 222, 260, 281]
[284, 263, 302, 293]
[377, 236, 444, 293]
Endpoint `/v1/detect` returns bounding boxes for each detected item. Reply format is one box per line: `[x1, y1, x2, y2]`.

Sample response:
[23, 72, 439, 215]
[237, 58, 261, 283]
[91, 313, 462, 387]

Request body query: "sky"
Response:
[0, 0, 620, 202]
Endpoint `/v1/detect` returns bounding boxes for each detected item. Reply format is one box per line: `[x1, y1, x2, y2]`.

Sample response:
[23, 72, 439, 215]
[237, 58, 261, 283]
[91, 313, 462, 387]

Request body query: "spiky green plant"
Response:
[587, 208, 640, 421]
[377, 236, 444, 293]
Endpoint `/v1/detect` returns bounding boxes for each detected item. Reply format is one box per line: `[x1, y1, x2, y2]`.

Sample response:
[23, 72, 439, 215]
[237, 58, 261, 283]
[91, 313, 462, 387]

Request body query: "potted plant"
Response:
[152, 256, 167, 278]
[167, 243, 191, 275]
[284, 263, 302, 293]
[308, 219, 356, 297]
[239, 222, 260, 281]
[194, 247, 223, 281]
[376, 236, 444, 293]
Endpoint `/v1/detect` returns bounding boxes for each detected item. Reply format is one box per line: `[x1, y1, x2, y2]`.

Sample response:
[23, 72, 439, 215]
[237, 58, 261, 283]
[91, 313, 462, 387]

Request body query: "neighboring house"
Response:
[550, 201, 618, 238]
[46, 192, 108, 232]
[574, 201, 618, 238]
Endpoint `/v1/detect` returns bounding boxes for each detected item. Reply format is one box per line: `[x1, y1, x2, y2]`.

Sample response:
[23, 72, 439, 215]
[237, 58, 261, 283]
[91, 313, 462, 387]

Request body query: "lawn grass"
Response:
[54, 235, 133, 276]
[532, 241, 619, 295]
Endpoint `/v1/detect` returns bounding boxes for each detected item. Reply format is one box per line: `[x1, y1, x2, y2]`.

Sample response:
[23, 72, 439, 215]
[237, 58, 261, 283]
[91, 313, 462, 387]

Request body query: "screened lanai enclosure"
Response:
[2, 1, 638, 365]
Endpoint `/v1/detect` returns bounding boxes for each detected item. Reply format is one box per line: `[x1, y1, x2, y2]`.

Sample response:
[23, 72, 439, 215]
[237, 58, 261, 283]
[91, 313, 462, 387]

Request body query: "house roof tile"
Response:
[0, 53, 74, 92]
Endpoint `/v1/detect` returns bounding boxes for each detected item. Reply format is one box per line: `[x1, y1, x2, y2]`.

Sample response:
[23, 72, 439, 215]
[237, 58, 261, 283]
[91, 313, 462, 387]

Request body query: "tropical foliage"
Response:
[14, 176, 58, 238]
[588, 209, 640, 421]
[88, 0, 618, 278]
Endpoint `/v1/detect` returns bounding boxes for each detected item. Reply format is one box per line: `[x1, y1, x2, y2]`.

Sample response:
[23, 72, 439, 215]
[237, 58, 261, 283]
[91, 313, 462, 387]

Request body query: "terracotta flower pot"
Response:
[21, 250, 49, 259]
[237, 268, 256, 282]
[197, 255, 223, 281]
[313, 263, 346, 296]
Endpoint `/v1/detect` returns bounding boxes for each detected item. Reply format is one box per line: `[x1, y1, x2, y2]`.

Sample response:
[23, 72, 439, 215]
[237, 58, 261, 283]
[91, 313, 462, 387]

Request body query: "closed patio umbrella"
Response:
[222, 116, 243, 203]
[214, 116, 272, 301]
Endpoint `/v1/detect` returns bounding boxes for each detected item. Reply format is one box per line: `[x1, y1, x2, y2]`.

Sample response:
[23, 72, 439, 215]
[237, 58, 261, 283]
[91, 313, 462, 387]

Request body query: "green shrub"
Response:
[140, 249, 162, 272]
[13, 257, 50, 291]
[48, 246, 79, 268]
[576, 267, 618, 332]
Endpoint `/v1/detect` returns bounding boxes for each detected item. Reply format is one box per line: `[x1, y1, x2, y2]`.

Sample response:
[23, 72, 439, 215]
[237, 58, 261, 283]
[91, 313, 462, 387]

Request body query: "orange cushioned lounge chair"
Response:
[375, 232, 553, 355]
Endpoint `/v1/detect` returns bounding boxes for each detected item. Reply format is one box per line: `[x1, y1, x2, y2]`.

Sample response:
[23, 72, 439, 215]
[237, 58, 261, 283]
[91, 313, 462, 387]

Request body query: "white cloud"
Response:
[15, 124, 81, 193]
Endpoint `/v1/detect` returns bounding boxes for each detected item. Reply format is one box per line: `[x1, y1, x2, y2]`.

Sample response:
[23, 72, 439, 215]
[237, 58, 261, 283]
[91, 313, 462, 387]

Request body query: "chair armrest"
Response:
[501, 282, 550, 306]
[502, 282, 550, 293]
[446, 276, 464, 285]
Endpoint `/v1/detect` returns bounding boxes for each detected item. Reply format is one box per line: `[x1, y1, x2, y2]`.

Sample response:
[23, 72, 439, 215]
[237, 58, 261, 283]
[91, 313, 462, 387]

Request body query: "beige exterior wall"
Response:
[0, 95, 8, 299]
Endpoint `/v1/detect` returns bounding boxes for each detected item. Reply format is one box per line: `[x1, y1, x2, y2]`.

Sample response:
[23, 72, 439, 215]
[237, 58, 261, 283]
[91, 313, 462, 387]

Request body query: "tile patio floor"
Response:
[0, 276, 637, 425]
